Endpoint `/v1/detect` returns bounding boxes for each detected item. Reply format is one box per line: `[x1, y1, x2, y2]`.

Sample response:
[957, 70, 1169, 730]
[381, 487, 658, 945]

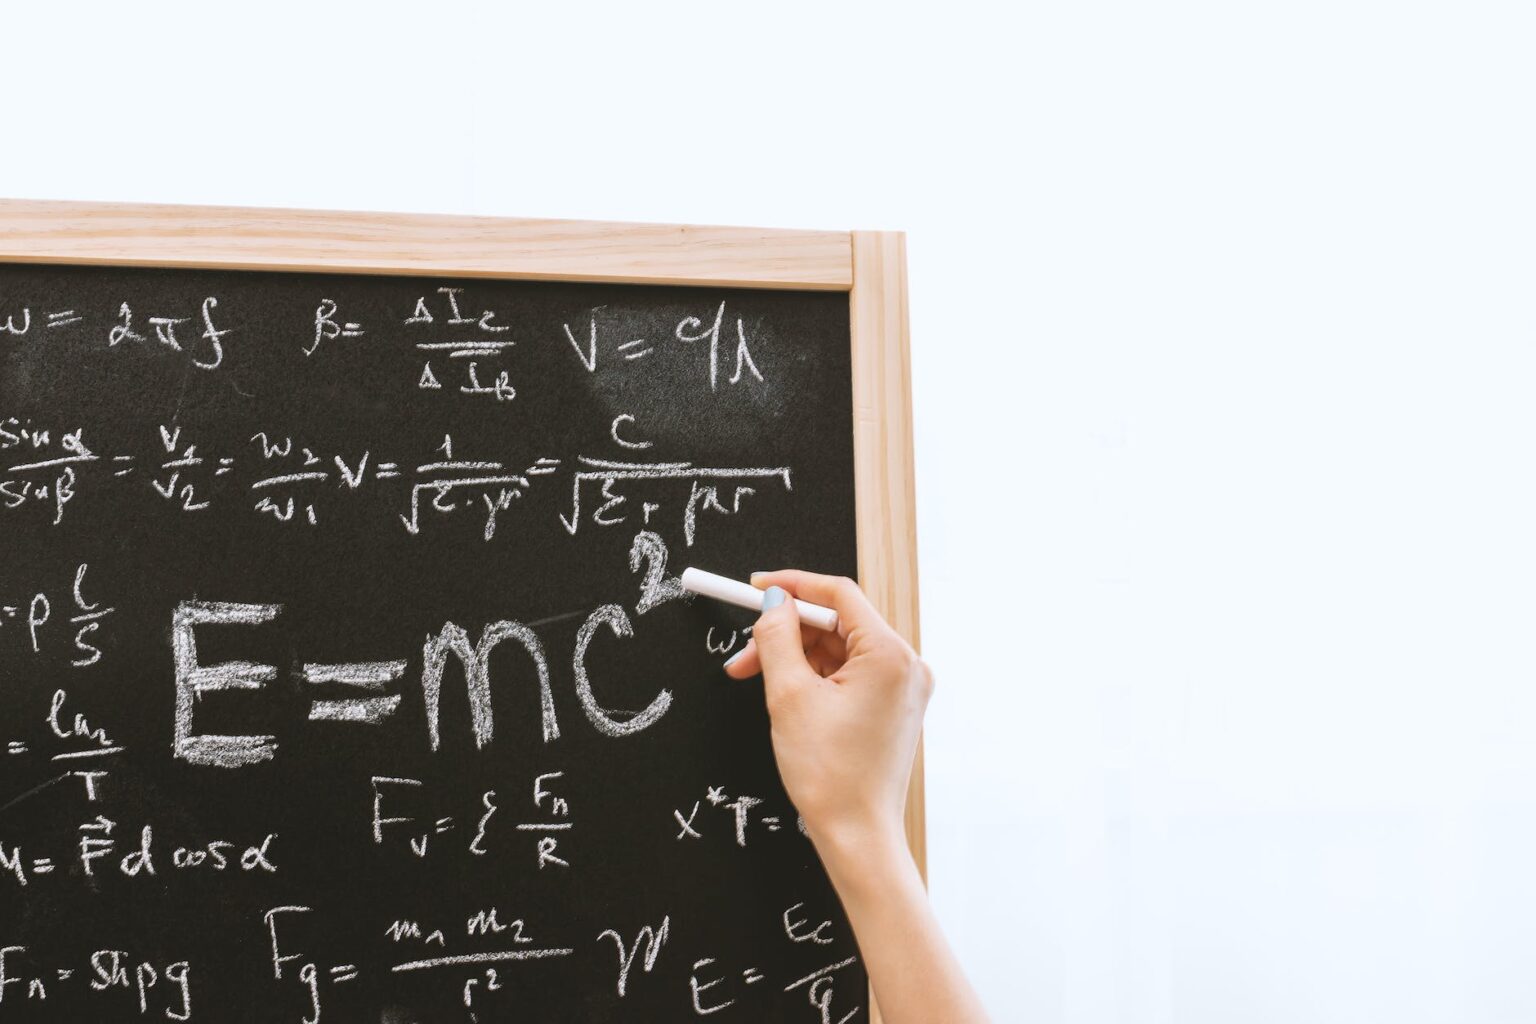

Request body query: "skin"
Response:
[724, 569, 991, 1024]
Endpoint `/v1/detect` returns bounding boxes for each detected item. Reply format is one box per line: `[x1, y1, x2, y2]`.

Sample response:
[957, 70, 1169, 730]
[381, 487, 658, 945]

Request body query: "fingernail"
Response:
[762, 586, 786, 610]
[723, 648, 747, 669]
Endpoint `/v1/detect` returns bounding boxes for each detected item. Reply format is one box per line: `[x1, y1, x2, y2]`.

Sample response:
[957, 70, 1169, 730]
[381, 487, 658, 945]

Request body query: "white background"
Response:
[8, 2, 1535, 1021]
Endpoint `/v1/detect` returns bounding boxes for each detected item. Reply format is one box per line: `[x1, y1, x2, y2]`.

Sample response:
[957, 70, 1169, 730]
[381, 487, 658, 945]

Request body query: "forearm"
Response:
[814, 823, 990, 1024]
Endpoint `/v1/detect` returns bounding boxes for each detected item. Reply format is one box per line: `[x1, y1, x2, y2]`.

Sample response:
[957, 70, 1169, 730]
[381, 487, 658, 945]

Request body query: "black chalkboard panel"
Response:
[0, 264, 863, 1022]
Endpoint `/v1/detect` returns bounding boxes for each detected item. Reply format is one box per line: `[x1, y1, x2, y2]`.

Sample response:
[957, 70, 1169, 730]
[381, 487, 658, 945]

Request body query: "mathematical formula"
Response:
[0, 268, 859, 1021]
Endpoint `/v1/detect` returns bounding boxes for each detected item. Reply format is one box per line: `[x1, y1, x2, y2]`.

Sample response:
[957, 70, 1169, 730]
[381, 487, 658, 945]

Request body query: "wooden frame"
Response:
[0, 198, 922, 1017]
[0, 199, 851, 290]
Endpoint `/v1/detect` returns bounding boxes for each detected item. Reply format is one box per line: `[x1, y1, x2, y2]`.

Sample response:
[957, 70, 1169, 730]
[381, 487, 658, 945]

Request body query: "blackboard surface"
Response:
[0, 264, 863, 1022]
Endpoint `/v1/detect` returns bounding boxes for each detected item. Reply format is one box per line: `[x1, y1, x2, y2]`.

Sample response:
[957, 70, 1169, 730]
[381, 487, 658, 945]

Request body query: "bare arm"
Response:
[724, 570, 990, 1024]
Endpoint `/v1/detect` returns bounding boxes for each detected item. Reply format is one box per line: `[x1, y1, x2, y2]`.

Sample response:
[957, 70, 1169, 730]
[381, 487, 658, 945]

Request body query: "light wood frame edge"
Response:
[0, 198, 925, 1017]
[850, 231, 924, 1024]
[0, 198, 851, 290]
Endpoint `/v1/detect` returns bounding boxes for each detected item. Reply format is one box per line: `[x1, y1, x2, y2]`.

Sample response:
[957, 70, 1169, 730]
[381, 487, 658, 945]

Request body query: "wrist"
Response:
[807, 814, 917, 894]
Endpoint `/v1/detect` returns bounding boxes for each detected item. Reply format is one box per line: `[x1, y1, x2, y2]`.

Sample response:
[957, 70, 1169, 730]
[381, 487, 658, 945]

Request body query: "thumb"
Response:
[752, 586, 812, 690]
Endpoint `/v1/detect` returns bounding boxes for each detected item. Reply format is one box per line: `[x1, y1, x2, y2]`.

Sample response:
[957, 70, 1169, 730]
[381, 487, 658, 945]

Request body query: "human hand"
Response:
[722, 570, 932, 859]
[723, 572, 988, 1023]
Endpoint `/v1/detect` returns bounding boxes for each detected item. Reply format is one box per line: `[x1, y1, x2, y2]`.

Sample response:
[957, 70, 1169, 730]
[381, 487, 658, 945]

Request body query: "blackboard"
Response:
[0, 261, 869, 1022]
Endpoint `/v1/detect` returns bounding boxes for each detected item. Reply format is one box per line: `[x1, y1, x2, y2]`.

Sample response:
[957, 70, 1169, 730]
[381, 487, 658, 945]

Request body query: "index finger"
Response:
[747, 570, 885, 635]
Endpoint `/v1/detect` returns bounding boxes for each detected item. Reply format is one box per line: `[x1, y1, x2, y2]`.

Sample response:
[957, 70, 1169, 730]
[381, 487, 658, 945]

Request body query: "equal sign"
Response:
[32, 858, 54, 874]
[302, 661, 406, 723]
[526, 457, 560, 476]
[216, 457, 235, 476]
[7, 741, 26, 755]
[330, 964, 359, 983]
[376, 462, 402, 480]
[46, 310, 83, 329]
[618, 338, 653, 360]
[113, 455, 136, 477]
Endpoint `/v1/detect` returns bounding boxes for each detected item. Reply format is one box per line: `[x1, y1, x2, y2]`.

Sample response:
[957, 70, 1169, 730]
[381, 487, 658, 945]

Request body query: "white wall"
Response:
[10, 3, 1534, 1020]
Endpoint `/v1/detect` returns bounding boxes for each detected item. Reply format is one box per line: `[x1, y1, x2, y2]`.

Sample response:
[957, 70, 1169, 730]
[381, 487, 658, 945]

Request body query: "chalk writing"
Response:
[0, 265, 860, 1021]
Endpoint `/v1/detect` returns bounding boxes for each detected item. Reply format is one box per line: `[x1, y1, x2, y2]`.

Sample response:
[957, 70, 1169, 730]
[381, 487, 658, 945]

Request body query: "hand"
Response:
[723, 570, 933, 858]
[724, 570, 989, 1023]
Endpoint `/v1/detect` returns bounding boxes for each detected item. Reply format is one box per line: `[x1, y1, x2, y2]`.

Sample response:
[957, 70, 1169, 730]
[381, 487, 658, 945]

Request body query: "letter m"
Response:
[385, 920, 424, 942]
[421, 621, 559, 751]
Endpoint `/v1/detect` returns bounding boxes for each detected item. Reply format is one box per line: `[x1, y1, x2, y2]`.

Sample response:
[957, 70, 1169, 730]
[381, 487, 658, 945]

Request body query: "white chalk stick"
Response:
[679, 568, 841, 633]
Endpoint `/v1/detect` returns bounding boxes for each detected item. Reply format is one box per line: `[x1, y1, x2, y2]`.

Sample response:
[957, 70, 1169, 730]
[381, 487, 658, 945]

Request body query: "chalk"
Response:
[679, 568, 840, 633]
